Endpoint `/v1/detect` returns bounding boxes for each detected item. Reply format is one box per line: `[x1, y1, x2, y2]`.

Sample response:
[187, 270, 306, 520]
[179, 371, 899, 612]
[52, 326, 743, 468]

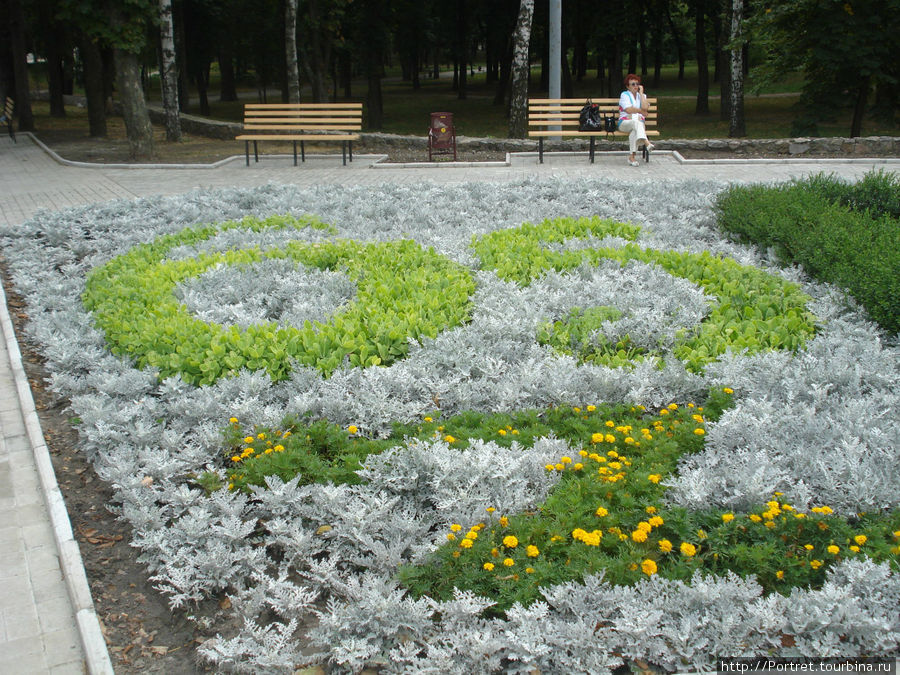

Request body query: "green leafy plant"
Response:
[83, 215, 475, 384]
[474, 216, 817, 371]
[715, 171, 900, 335]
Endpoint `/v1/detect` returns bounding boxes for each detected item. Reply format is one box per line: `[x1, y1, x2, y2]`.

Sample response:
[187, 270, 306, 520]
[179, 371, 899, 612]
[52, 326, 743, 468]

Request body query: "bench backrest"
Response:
[528, 98, 658, 133]
[242, 103, 363, 133]
[3, 97, 13, 119]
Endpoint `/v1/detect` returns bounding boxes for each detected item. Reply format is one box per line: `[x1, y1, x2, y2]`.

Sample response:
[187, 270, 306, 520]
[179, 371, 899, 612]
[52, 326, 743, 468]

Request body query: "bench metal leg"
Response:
[293, 141, 298, 166]
[539, 138, 544, 164]
[245, 141, 249, 166]
[589, 137, 595, 164]
[253, 140, 259, 163]
[300, 141, 305, 163]
[349, 141, 353, 163]
[342, 142, 347, 166]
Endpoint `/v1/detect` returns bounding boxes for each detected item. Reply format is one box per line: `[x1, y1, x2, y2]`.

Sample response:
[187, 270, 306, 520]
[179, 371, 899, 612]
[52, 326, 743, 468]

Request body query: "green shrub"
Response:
[714, 172, 900, 335]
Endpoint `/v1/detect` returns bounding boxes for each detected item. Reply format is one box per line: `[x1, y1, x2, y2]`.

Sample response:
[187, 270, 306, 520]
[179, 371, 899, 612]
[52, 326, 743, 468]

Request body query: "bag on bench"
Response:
[604, 115, 618, 133]
[579, 99, 603, 131]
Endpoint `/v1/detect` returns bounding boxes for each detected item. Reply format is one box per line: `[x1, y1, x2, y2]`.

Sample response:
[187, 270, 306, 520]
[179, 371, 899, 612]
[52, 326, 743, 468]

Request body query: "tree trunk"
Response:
[507, 0, 534, 138]
[728, 0, 745, 137]
[665, 0, 686, 80]
[46, 28, 66, 117]
[159, 0, 182, 141]
[457, 0, 468, 100]
[363, 0, 384, 129]
[218, 43, 237, 101]
[285, 0, 300, 102]
[174, 0, 190, 112]
[8, 0, 34, 131]
[113, 48, 155, 159]
[695, 0, 709, 115]
[850, 76, 869, 137]
[80, 36, 107, 137]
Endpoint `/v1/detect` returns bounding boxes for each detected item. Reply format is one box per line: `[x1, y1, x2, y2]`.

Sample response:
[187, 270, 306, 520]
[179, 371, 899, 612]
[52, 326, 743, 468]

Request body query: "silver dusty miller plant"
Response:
[1, 177, 898, 672]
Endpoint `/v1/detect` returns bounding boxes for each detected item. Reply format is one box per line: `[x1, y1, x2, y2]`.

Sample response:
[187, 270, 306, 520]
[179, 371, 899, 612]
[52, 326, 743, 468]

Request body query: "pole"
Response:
[549, 0, 562, 134]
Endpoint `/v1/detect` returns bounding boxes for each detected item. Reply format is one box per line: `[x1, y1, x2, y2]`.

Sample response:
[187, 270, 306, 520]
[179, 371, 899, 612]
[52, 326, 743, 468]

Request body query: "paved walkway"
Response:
[0, 131, 896, 674]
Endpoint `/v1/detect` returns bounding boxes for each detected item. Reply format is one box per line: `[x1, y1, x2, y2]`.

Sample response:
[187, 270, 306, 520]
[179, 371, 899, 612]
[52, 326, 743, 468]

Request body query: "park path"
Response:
[0, 131, 896, 673]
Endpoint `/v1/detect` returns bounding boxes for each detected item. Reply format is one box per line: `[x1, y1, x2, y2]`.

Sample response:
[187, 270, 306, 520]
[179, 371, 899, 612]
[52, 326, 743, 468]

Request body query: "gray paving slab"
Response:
[0, 130, 896, 674]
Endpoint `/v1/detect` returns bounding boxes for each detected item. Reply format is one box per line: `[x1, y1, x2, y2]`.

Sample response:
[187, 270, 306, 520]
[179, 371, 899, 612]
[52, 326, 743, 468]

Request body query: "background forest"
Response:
[1, 0, 898, 159]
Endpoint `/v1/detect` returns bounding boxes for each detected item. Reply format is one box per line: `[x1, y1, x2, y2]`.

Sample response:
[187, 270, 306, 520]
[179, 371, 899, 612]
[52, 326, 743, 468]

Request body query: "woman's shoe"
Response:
[628, 159, 639, 167]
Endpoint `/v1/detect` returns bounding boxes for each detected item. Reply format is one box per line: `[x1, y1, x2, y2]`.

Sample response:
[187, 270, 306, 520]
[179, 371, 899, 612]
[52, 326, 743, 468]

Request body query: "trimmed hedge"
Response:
[714, 171, 900, 336]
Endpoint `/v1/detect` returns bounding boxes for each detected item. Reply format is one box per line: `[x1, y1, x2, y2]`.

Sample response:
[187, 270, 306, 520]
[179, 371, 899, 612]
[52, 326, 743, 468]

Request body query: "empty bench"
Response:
[236, 102, 362, 166]
[528, 98, 659, 163]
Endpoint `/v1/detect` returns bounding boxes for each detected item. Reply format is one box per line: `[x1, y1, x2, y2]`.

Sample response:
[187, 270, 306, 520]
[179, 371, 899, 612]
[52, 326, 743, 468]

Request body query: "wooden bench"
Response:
[528, 98, 659, 163]
[235, 102, 362, 166]
[2, 97, 14, 142]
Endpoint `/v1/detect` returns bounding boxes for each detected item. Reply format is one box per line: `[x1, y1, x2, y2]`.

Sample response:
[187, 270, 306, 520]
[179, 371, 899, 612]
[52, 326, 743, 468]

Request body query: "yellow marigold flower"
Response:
[282, 430, 291, 438]
[348, 425, 358, 434]
[545, 464, 555, 471]
[795, 513, 807, 519]
[554, 463, 565, 471]
[749, 514, 762, 523]
[257, 432, 266, 440]
[503, 535, 518, 548]
[697, 529, 708, 540]
[641, 559, 658, 576]
[572, 407, 581, 413]
[511, 429, 519, 435]
[818, 521, 829, 531]
[491, 547, 499, 557]
[693, 428, 705, 436]
[452, 551, 460, 558]
[692, 414, 704, 423]
[631, 529, 648, 543]
[525, 567, 535, 574]
[603, 434, 614, 443]
[483, 562, 494, 571]
[624, 437, 635, 445]
[526, 545, 539, 557]
[503, 558, 515, 567]
[587, 405, 596, 412]
[465, 531, 478, 540]
[636, 521, 652, 533]
[229, 417, 239, 424]
[649, 516, 664, 527]
[444, 435, 456, 443]
[658, 539, 673, 553]
[450, 523, 462, 532]
[572, 528, 587, 541]
[274, 445, 284, 452]
[764, 521, 775, 529]
[827, 545, 840, 555]
[776, 570, 784, 580]
[722, 513, 735, 523]
[668, 403, 678, 410]
[459, 539, 473, 549]
[660, 409, 670, 416]
[854, 535, 867, 546]
[810, 559, 823, 570]
[231, 455, 241, 463]
[893, 530, 900, 539]
[648, 474, 661, 484]
[264, 448, 273, 454]
[804, 544, 814, 550]
[244, 436, 254, 444]
[447, 533, 456, 541]
[498, 429, 507, 436]
[591, 432, 604, 444]
[424, 416, 433, 422]
[850, 545, 860, 553]
[595, 506, 609, 517]
[560, 456, 572, 464]
[605, 420, 615, 428]
[573, 463, 584, 471]
[499, 517, 509, 527]
[723, 387, 733, 394]
[680, 542, 697, 557]
[608, 461, 622, 470]
[582, 532, 602, 546]
[486, 507, 495, 514]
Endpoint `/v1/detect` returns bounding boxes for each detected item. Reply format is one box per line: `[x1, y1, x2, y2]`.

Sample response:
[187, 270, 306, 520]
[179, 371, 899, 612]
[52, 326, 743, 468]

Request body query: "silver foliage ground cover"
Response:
[1, 177, 898, 672]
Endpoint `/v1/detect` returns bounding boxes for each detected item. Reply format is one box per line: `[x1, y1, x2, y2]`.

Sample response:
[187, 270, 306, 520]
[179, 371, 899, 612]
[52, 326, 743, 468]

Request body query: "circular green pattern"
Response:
[473, 216, 817, 371]
[83, 215, 475, 385]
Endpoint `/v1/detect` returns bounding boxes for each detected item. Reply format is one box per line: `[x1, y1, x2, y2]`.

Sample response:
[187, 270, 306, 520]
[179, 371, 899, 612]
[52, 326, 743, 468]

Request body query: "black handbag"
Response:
[579, 99, 603, 131]
[604, 115, 618, 133]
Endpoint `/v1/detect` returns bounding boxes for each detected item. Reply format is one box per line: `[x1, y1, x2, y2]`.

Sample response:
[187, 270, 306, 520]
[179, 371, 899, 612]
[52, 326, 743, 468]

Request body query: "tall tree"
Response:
[507, 0, 534, 138]
[694, 0, 710, 115]
[747, 0, 900, 137]
[6, 0, 35, 131]
[728, 0, 745, 136]
[159, 0, 182, 140]
[285, 0, 300, 102]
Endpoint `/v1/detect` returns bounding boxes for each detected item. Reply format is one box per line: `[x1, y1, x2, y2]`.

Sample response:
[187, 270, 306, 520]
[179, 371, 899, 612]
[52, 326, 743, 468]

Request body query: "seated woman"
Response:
[618, 74, 654, 166]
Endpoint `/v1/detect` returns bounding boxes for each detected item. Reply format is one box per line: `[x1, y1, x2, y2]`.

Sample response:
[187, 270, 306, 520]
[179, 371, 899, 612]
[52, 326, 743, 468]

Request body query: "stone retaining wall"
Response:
[45, 93, 899, 157]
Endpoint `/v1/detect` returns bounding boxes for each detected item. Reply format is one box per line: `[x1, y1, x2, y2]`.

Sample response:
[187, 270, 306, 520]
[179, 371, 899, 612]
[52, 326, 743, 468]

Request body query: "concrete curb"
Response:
[0, 280, 114, 674]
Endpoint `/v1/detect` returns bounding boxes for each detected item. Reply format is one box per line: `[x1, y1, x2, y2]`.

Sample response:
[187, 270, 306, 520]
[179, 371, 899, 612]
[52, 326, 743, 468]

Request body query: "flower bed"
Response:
[1, 178, 898, 673]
